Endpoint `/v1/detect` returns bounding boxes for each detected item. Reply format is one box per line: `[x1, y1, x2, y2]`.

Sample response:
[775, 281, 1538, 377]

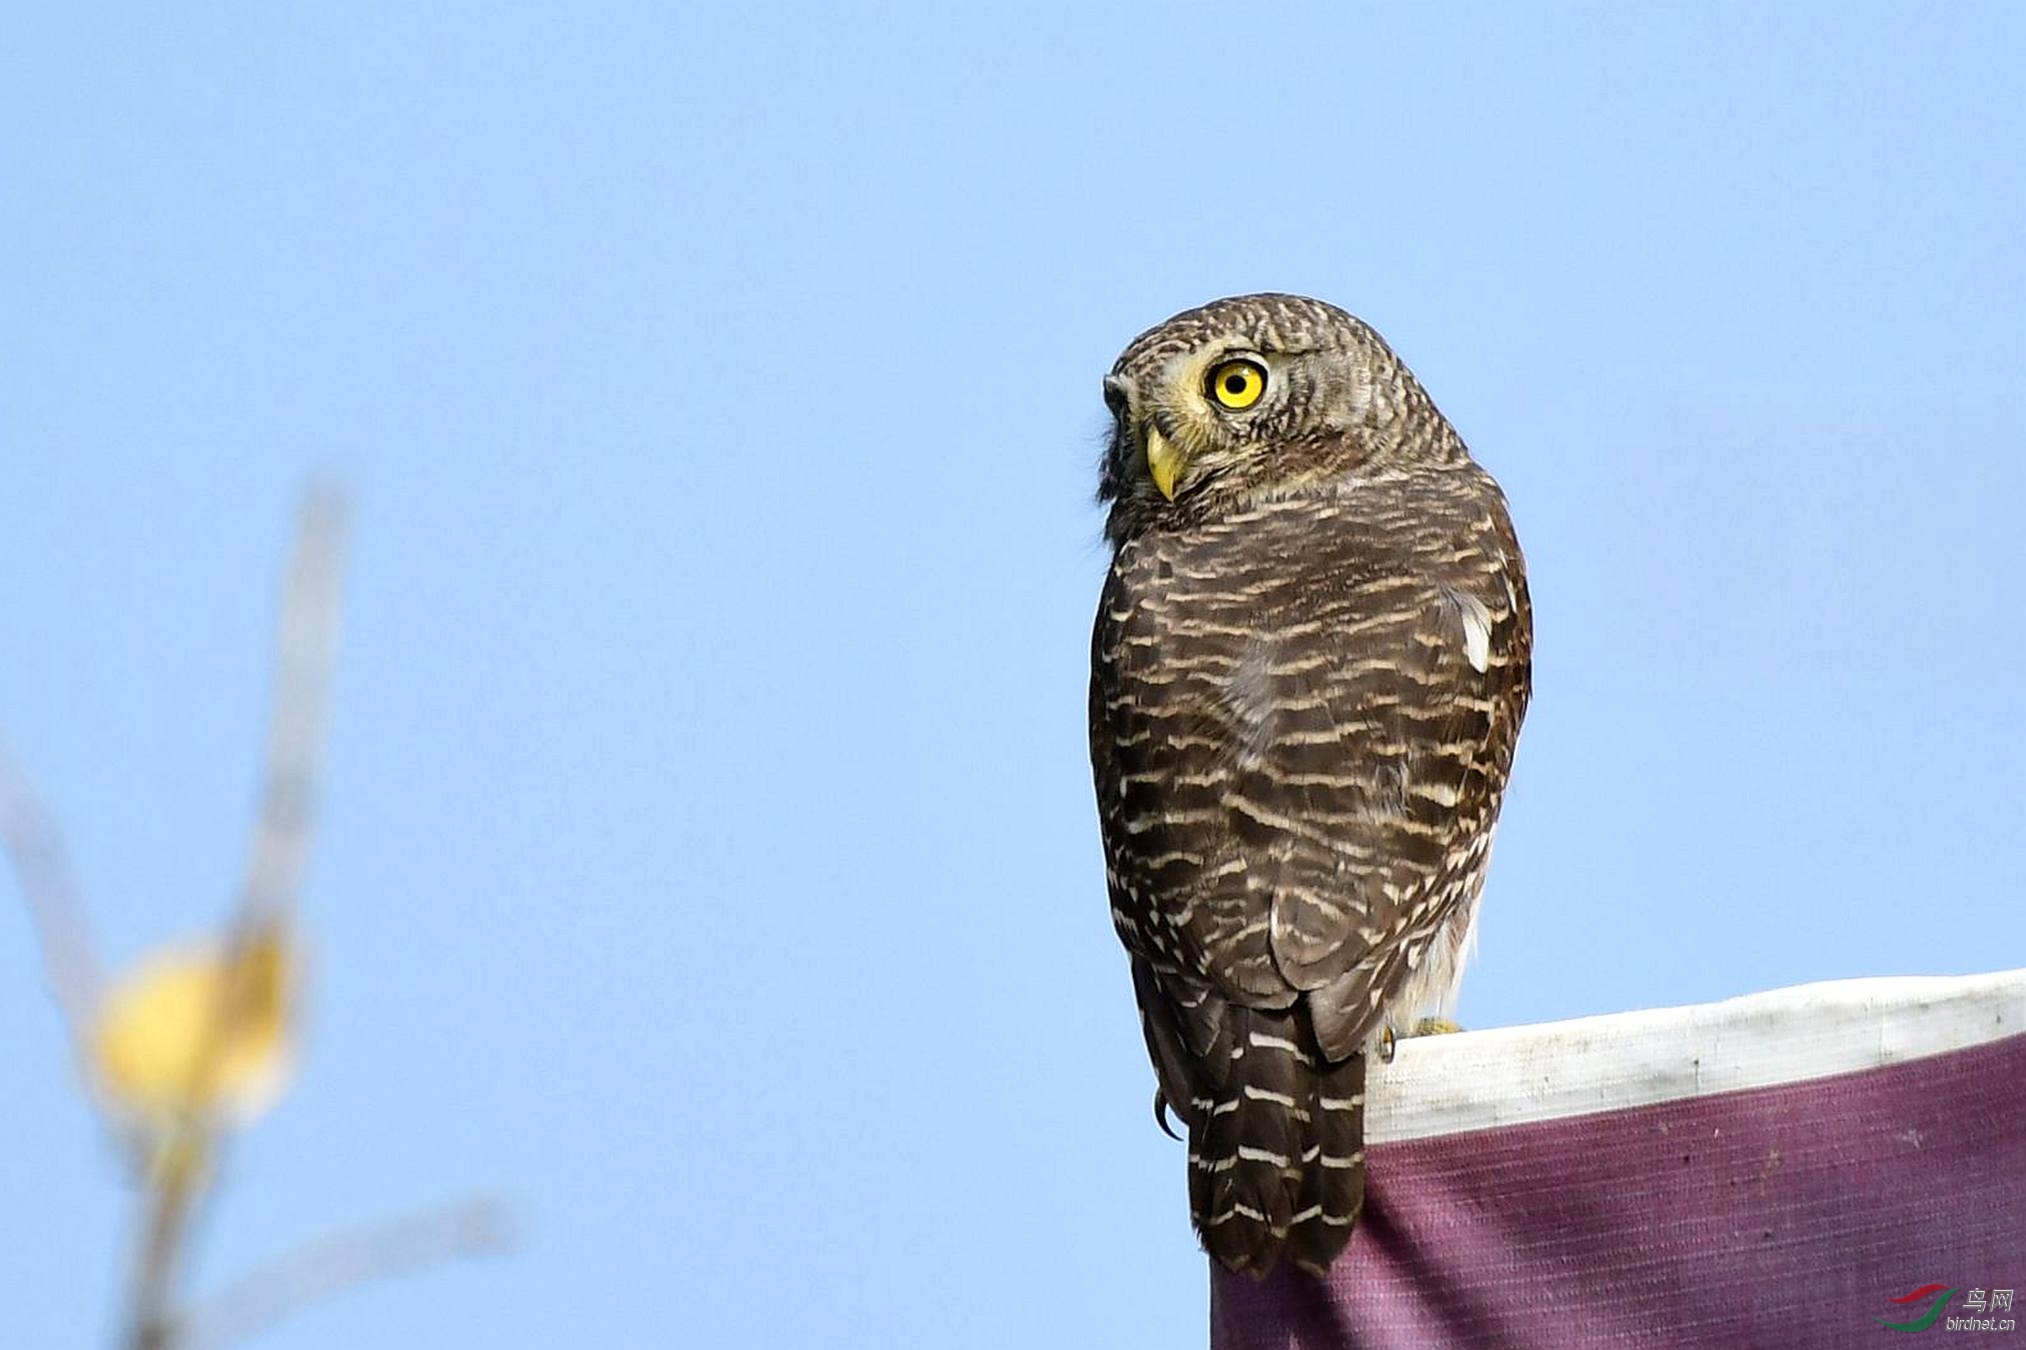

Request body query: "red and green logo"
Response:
[1877, 1284, 1956, 1333]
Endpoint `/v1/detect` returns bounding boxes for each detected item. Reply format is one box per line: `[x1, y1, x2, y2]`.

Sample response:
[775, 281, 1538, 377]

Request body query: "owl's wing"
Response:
[1284, 499, 1531, 1059]
[1091, 482, 1531, 1069]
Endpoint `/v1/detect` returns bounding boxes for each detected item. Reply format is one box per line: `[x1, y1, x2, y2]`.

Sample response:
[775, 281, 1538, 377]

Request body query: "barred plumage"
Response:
[1090, 294, 1532, 1277]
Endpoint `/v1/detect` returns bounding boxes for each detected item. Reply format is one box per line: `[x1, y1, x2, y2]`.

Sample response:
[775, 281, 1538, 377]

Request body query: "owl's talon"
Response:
[1380, 1019, 1461, 1066]
[1153, 1090, 1183, 1141]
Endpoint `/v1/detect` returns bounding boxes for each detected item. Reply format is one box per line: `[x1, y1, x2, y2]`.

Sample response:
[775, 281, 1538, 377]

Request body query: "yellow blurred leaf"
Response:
[91, 925, 298, 1126]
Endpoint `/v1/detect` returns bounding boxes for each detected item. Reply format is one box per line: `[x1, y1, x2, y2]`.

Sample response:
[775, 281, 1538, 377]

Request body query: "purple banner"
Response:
[1213, 1033, 2026, 1348]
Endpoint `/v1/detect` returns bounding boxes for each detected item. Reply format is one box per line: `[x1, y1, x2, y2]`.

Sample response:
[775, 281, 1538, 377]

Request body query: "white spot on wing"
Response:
[1446, 589, 1493, 673]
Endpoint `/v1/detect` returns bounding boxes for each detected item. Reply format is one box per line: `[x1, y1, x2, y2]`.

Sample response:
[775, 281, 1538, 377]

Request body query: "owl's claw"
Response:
[1153, 1090, 1183, 1141]
[1380, 1018, 1466, 1065]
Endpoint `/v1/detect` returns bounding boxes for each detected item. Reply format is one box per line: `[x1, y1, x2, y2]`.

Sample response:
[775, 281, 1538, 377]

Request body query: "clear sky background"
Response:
[3, 4, 2023, 1346]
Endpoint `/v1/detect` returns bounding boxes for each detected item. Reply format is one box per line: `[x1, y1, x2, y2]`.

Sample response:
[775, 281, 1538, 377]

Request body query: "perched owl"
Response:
[1089, 294, 1532, 1277]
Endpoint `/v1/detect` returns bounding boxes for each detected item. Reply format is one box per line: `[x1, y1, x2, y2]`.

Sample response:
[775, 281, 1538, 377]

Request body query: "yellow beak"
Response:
[1145, 427, 1184, 501]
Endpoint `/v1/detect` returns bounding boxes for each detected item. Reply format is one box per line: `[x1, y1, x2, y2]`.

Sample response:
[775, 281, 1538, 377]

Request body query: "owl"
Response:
[1089, 294, 1532, 1276]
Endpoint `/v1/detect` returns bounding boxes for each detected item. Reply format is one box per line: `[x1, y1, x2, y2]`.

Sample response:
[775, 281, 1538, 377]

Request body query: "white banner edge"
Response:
[1367, 967, 2026, 1144]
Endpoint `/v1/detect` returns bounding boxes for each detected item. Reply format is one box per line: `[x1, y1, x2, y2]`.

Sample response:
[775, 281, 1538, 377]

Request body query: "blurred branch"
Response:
[0, 739, 102, 1041]
[175, 1196, 512, 1350]
[15, 483, 506, 1347]
[235, 482, 350, 928]
[123, 484, 353, 1350]
[124, 1135, 218, 1350]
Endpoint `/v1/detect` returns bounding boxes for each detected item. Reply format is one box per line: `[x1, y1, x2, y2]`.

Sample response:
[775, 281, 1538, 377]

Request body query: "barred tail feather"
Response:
[1190, 1007, 1315, 1275]
[1289, 1049, 1367, 1276]
[1186, 1006, 1368, 1278]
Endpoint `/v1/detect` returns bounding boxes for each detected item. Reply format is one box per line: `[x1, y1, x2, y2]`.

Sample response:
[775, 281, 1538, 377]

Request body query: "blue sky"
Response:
[3, 4, 2022, 1346]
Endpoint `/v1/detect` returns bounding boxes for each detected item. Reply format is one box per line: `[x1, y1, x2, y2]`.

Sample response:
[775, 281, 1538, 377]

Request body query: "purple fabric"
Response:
[1212, 1033, 2026, 1348]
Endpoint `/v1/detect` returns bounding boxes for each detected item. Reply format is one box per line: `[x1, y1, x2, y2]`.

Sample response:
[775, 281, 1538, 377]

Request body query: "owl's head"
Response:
[1097, 293, 1461, 543]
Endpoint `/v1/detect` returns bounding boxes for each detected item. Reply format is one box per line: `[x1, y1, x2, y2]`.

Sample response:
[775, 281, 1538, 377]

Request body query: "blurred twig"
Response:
[9, 484, 507, 1348]
[175, 1195, 513, 1350]
[124, 485, 352, 1350]
[0, 739, 102, 1041]
[234, 483, 349, 928]
[126, 1138, 216, 1350]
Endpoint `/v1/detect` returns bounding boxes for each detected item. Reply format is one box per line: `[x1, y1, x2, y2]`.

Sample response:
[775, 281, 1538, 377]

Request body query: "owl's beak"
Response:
[1145, 427, 1184, 501]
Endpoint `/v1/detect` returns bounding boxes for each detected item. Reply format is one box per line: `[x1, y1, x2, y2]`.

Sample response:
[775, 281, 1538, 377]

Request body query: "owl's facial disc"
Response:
[1098, 295, 1417, 543]
[1133, 345, 1279, 499]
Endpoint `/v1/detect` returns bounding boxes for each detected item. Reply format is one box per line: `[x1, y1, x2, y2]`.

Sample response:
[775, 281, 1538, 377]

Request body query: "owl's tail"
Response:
[1188, 1006, 1367, 1277]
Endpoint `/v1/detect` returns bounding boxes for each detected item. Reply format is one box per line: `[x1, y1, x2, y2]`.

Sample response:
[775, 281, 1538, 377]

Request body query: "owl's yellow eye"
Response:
[1207, 359, 1267, 411]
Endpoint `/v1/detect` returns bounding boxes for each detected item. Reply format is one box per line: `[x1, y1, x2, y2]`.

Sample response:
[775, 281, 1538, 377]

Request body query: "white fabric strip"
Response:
[1368, 967, 2026, 1144]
